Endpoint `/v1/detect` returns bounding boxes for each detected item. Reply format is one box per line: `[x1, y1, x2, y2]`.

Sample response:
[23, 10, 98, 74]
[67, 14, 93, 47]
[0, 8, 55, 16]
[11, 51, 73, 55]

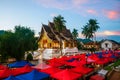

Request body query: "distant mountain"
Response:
[97, 35, 120, 43]
[0, 30, 5, 35]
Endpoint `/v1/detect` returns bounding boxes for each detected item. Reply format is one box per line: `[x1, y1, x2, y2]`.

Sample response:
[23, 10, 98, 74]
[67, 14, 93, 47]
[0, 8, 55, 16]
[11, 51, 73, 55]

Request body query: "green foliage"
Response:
[0, 31, 16, 62]
[53, 15, 66, 55]
[89, 47, 96, 52]
[53, 15, 66, 32]
[26, 53, 33, 61]
[0, 25, 38, 62]
[104, 60, 120, 71]
[81, 19, 100, 40]
[76, 41, 82, 50]
[72, 28, 78, 40]
[104, 66, 112, 71]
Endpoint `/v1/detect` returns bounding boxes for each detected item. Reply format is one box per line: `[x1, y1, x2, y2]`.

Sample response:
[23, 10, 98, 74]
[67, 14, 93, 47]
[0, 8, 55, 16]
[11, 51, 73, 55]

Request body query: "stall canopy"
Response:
[8, 60, 34, 68]
[71, 66, 94, 75]
[0, 64, 8, 70]
[90, 74, 105, 80]
[51, 69, 82, 80]
[66, 60, 81, 67]
[41, 67, 62, 75]
[4, 75, 20, 80]
[0, 68, 11, 79]
[11, 65, 33, 76]
[16, 69, 49, 80]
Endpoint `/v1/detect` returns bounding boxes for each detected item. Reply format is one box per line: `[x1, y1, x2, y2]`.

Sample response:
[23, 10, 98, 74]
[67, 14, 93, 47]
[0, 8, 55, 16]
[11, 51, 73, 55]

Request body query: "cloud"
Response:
[34, 0, 90, 10]
[103, 10, 120, 19]
[35, 0, 71, 10]
[96, 31, 120, 36]
[78, 33, 84, 38]
[87, 9, 97, 15]
[34, 0, 120, 19]
[78, 30, 120, 38]
[72, 0, 88, 7]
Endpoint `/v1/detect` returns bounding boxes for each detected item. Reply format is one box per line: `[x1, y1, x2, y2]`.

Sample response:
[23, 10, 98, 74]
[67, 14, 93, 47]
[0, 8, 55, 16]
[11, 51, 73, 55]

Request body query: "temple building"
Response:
[38, 22, 77, 49]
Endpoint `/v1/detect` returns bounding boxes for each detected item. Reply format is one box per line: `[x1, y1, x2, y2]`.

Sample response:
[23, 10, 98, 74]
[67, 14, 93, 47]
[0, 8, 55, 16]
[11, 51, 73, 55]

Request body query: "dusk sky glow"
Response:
[0, 0, 120, 39]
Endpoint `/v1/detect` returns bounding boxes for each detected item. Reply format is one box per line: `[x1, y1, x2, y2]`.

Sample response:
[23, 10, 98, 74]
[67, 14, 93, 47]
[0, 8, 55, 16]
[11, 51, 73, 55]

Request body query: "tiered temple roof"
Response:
[39, 22, 73, 42]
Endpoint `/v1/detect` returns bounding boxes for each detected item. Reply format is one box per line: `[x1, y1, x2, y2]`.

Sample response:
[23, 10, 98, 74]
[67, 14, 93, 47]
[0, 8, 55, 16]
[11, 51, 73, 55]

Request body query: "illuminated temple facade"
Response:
[38, 22, 77, 49]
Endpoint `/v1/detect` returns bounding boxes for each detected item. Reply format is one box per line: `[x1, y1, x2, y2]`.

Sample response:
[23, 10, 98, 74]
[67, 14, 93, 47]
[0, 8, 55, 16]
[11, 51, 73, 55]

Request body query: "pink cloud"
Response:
[96, 31, 120, 36]
[35, 0, 89, 10]
[87, 9, 97, 15]
[104, 10, 119, 19]
[79, 31, 120, 38]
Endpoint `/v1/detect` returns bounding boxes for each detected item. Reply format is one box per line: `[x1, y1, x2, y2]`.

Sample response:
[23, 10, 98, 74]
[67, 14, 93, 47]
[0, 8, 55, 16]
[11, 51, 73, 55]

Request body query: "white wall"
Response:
[101, 41, 112, 50]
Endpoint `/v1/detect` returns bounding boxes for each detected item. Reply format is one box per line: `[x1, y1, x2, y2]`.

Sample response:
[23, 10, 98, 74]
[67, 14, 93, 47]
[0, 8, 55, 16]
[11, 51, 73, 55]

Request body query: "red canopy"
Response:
[48, 58, 64, 67]
[0, 64, 8, 70]
[71, 66, 93, 75]
[95, 58, 109, 65]
[66, 60, 81, 67]
[11, 64, 33, 76]
[51, 69, 82, 80]
[90, 74, 105, 80]
[0, 68, 11, 79]
[59, 56, 70, 61]
[48, 58, 58, 63]
[41, 67, 62, 75]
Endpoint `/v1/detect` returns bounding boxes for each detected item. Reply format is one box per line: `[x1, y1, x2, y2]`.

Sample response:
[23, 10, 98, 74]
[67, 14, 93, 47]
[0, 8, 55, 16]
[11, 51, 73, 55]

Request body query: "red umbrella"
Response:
[66, 60, 81, 67]
[79, 60, 87, 66]
[59, 56, 70, 61]
[95, 58, 109, 65]
[48, 58, 64, 67]
[41, 67, 62, 75]
[71, 66, 94, 75]
[48, 58, 58, 63]
[90, 74, 105, 80]
[0, 64, 8, 70]
[51, 69, 82, 80]
[0, 68, 11, 79]
[49, 62, 63, 67]
[11, 64, 33, 76]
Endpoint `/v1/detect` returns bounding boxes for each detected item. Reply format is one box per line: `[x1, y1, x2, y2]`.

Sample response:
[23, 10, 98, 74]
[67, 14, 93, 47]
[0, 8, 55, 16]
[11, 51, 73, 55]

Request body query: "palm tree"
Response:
[53, 15, 66, 55]
[82, 19, 100, 41]
[81, 19, 100, 52]
[81, 25, 90, 39]
[72, 28, 78, 40]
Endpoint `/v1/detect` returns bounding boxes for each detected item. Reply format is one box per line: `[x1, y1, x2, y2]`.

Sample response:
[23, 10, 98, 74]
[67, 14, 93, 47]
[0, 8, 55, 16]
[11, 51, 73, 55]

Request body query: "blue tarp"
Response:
[8, 60, 34, 68]
[98, 54, 103, 58]
[16, 69, 49, 80]
[86, 53, 91, 56]
[4, 75, 20, 80]
[111, 55, 116, 58]
[67, 58, 76, 62]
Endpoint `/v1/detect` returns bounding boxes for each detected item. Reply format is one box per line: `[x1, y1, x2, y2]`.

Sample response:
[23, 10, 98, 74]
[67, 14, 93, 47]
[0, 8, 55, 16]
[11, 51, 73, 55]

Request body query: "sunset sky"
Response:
[0, 0, 120, 39]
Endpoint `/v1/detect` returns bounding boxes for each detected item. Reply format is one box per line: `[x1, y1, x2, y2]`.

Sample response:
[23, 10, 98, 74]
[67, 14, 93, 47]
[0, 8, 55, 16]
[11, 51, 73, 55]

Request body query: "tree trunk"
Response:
[60, 38, 62, 56]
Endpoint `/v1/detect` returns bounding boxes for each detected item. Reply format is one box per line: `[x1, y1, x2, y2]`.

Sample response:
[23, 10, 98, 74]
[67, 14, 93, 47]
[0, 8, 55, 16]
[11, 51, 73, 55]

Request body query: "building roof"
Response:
[101, 39, 120, 45]
[39, 22, 73, 41]
[77, 38, 92, 44]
